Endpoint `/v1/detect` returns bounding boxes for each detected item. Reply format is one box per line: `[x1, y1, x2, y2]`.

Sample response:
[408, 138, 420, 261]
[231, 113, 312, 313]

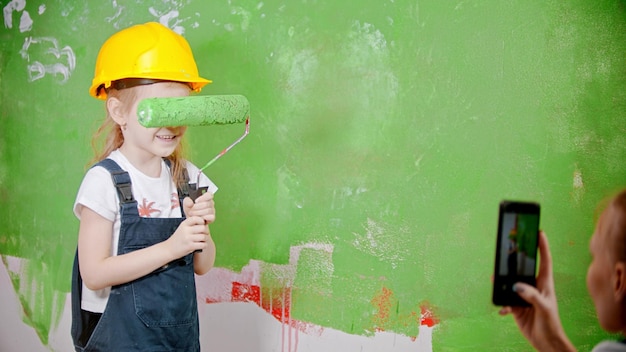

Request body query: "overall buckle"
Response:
[110, 171, 134, 203]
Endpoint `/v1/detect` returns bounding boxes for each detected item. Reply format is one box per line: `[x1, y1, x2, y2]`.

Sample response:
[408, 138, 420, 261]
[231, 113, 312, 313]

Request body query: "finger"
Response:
[203, 214, 215, 224]
[195, 191, 214, 202]
[512, 282, 541, 307]
[499, 306, 512, 315]
[191, 202, 215, 214]
[190, 233, 209, 243]
[183, 196, 195, 208]
[186, 216, 208, 226]
[194, 221, 210, 232]
[193, 209, 214, 223]
[189, 203, 215, 224]
[509, 306, 527, 319]
[537, 231, 554, 283]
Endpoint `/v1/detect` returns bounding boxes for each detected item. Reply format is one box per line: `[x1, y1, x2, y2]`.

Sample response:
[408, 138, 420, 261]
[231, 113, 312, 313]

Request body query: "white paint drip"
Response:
[3, 0, 26, 29]
[573, 169, 583, 189]
[149, 7, 185, 34]
[104, 0, 124, 25]
[572, 167, 585, 205]
[20, 37, 76, 83]
[18, 9, 32, 32]
[107, 0, 195, 33]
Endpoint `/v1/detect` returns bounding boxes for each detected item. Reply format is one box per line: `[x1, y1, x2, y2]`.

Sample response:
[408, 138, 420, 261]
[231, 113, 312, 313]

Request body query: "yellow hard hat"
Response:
[90, 22, 211, 99]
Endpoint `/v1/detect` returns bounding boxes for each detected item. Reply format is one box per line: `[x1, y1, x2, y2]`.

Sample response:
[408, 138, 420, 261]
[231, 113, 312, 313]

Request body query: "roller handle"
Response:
[188, 184, 208, 202]
[188, 184, 209, 254]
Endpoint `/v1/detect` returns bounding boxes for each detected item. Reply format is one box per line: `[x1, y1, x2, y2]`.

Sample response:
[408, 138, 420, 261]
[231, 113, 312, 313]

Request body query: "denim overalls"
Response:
[71, 159, 199, 352]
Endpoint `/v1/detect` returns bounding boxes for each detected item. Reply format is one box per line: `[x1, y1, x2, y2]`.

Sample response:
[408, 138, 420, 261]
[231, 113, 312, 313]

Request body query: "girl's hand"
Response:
[167, 216, 210, 258]
[499, 231, 576, 352]
[182, 191, 216, 224]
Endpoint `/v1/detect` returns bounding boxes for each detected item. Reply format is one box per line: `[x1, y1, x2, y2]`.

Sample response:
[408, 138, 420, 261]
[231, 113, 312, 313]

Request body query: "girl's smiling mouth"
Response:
[156, 134, 178, 141]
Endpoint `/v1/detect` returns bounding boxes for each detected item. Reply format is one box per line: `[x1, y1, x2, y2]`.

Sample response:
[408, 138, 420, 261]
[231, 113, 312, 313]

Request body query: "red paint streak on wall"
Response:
[230, 282, 299, 352]
[231, 281, 291, 322]
[231, 281, 261, 304]
[371, 286, 440, 337]
[371, 286, 394, 331]
[208, 280, 437, 349]
[206, 280, 322, 337]
[419, 304, 439, 328]
[264, 287, 292, 322]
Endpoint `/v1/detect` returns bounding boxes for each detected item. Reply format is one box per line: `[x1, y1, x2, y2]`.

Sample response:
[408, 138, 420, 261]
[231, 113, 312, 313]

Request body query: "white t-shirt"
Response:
[73, 150, 217, 313]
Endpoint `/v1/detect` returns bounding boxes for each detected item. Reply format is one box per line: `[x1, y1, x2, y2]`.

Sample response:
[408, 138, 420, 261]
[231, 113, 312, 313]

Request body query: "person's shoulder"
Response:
[84, 161, 113, 179]
[106, 150, 131, 171]
[86, 150, 126, 173]
[592, 340, 626, 352]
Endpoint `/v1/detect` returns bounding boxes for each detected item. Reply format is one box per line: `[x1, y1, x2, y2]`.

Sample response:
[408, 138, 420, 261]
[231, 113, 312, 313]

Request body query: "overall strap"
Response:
[93, 159, 137, 215]
[163, 158, 191, 201]
[94, 158, 191, 211]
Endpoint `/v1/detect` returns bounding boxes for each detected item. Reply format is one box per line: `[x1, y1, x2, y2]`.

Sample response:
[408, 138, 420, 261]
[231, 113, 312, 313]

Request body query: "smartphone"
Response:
[492, 200, 540, 306]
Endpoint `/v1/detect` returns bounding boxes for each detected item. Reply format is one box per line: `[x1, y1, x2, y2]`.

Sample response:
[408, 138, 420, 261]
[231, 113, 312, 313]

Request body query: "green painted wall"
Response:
[1, 0, 625, 350]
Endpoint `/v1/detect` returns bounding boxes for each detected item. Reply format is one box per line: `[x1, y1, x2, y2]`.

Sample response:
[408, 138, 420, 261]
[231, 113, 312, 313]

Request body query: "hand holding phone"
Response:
[492, 201, 541, 306]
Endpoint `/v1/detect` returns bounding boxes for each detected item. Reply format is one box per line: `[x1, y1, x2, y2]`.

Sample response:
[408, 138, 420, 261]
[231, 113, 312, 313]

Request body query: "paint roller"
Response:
[137, 94, 250, 200]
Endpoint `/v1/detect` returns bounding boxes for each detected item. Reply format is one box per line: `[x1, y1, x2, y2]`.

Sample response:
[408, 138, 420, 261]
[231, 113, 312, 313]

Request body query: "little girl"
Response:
[71, 22, 217, 351]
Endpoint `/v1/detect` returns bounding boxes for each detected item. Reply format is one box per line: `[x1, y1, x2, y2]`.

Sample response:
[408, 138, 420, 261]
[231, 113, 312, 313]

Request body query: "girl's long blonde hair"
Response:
[88, 86, 188, 186]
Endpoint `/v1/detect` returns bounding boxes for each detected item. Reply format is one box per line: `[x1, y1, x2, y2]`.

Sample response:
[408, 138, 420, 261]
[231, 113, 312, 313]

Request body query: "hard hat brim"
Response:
[90, 73, 212, 100]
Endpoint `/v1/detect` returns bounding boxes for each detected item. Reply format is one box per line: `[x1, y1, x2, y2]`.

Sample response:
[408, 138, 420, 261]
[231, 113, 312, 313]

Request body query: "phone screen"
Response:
[492, 201, 540, 306]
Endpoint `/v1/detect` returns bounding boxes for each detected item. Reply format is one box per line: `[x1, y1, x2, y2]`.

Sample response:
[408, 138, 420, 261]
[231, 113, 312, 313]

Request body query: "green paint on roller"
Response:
[137, 95, 249, 127]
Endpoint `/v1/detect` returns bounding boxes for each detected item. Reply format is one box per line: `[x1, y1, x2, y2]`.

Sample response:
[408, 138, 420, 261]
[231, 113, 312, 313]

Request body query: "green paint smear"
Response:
[2, 256, 67, 345]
